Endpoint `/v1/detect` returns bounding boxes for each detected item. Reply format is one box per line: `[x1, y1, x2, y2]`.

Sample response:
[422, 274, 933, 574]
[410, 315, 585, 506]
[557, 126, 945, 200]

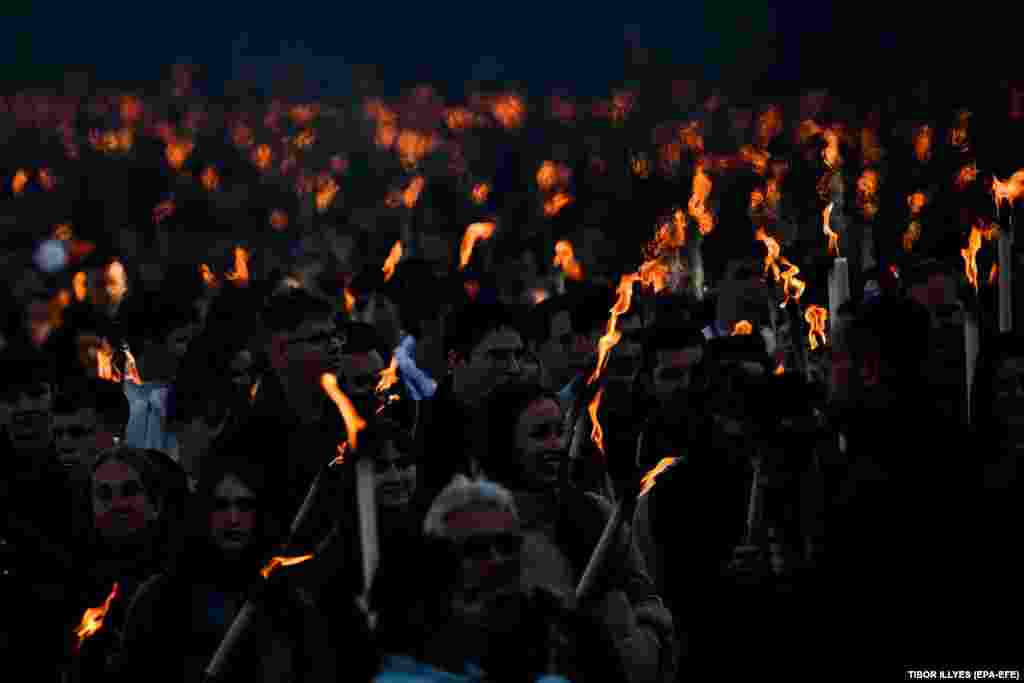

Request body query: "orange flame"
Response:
[954, 162, 978, 192]
[376, 357, 400, 395]
[74, 583, 119, 651]
[224, 247, 250, 285]
[780, 260, 806, 307]
[804, 305, 828, 350]
[543, 191, 574, 217]
[38, 168, 57, 191]
[638, 259, 670, 293]
[459, 221, 497, 270]
[903, 221, 922, 253]
[961, 223, 999, 292]
[402, 176, 425, 209]
[397, 130, 436, 169]
[731, 320, 753, 336]
[989, 263, 999, 287]
[54, 223, 73, 241]
[823, 202, 840, 257]
[639, 457, 678, 497]
[200, 264, 219, 289]
[755, 227, 782, 281]
[293, 128, 316, 150]
[382, 241, 403, 283]
[491, 93, 525, 129]
[12, 169, 30, 196]
[260, 554, 314, 580]
[688, 162, 714, 235]
[471, 182, 491, 204]
[165, 139, 194, 170]
[252, 144, 273, 171]
[72, 271, 88, 303]
[907, 191, 928, 215]
[200, 166, 219, 191]
[96, 342, 114, 381]
[343, 288, 356, 314]
[588, 273, 640, 385]
[553, 240, 584, 281]
[773, 363, 785, 376]
[536, 161, 560, 192]
[153, 199, 176, 224]
[315, 174, 339, 213]
[269, 209, 289, 231]
[331, 441, 348, 467]
[588, 386, 606, 457]
[992, 170, 1024, 208]
[321, 373, 368, 452]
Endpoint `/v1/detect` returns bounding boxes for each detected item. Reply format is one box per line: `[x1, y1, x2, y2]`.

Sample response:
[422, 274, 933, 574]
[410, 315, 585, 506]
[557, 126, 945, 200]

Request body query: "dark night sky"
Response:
[0, 3, 1014, 98]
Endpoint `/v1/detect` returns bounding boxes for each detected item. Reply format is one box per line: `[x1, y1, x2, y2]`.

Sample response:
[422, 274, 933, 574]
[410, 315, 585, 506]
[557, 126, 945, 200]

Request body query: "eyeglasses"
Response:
[459, 533, 524, 559]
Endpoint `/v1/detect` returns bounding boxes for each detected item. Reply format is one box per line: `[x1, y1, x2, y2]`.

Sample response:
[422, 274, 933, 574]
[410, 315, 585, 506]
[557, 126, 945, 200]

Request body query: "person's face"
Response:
[993, 356, 1024, 446]
[454, 327, 526, 401]
[1, 381, 54, 452]
[445, 505, 524, 618]
[513, 398, 566, 489]
[53, 409, 98, 468]
[280, 315, 344, 386]
[92, 459, 159, 539]
[209, 474, 258, 554]
[651, 346, 703, 406]
[375, 438, 417, 509]
[338, 350, 385, 401]
[228, 349, 255, 392]
[101, 261, 127, 309]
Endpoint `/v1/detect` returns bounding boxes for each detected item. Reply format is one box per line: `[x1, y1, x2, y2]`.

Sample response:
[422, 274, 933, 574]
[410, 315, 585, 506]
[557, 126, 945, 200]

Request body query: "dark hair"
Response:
[443, 301, 520, 360]
[262, 288, 335, 333]
[93, 380, 131, 432]
[53, 384, 95, 415]
[846, 294, 930, 387]
[480, 382, 561, 488]
[640, 322, 706, 375]
[0, 344, 57, 389]
[190, 455, 283, 563]
[91, 447, 166, 510]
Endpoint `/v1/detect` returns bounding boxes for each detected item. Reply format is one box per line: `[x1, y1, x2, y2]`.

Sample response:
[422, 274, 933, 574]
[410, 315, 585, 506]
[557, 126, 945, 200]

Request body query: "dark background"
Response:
[2, 3, 1012, 98]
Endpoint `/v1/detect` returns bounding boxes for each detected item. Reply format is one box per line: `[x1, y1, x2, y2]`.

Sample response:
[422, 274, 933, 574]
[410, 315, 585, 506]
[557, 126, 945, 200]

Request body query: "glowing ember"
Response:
[804, 305, 828, 350]
[773, 363, 785, 376]
[382, 241, 403, 282]
[73, 583, 119, 652]
[471, 182, 491, 204]
[639, 457, 678, 497]
[543, 191, 574, 217]
[402, 176, 425, 209]
[553, 240, 584, 281]
[537, 161, 560, 192]
[907, 191, 928, 215]
[955, 162, 978, 191]
[731, 320, 753, 336]
[321, 373, 368, 452]
[822, 202, 840, 257]
[224, 247, 250, 285]
[588, 386, 606, 457]
[260, 555, 314, 580]
[459, 221, 497, 270]
[376, 357, 400, 395]
[903, 221, 922, 253]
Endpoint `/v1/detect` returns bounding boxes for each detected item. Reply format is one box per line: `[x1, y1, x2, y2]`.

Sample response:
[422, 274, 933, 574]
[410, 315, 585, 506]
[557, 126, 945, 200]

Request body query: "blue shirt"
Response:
[375, 655, 569, 683]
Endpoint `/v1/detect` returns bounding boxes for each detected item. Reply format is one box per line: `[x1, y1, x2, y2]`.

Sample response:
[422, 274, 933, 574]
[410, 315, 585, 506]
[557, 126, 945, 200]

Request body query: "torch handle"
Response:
[203, 600, 260, 680]
[575, 500, 630, 601]
[743, 458, 763, 547]
[355, 457, 379, 602]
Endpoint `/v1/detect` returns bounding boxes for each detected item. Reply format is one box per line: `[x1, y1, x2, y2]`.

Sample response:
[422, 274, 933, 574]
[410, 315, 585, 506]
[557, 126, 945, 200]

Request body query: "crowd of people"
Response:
[2, 64, 1024, 680]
